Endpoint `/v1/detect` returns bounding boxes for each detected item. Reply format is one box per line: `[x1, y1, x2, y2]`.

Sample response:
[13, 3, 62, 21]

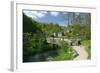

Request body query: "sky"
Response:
[23, 10, 71, 27]
[23, 10, 90, 27]
[23, 10, 89, 27]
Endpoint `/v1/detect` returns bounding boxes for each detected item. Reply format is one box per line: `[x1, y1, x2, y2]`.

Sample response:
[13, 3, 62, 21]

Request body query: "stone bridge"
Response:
[46, 37, 81, 46]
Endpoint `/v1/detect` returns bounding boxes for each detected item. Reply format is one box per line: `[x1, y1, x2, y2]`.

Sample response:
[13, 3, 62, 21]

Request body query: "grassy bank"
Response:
[81, 40, 91, 59]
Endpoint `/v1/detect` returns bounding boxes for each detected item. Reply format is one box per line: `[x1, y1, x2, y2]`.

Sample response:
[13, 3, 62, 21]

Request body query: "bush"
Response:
[53, 41, 76, 60]
[23, 32, 60, 62]
[81, 40, 91, 59]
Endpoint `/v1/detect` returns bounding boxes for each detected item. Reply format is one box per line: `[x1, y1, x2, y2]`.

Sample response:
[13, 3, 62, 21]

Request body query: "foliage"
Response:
[53, 41, 77, 60]
[23, 13, 47, 61]
[23, 13, 62, 61]
[23, 13, 42, 33]
[67, 24, 90, 40]
[81, 40, 91, 59]
[23, 12, 91, 62]
[39, 23, 63, 37]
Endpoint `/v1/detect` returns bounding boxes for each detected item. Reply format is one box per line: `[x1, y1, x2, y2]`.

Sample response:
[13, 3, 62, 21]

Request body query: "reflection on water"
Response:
[23, 49, 58, 62]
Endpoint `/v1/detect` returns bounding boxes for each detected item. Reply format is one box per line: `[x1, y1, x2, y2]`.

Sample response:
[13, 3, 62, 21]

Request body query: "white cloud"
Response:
[23, 10, 47, 19]
[50, 12, 59, 16]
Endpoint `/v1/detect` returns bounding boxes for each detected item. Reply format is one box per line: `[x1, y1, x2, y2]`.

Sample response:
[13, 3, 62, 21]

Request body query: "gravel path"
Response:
[72, 46, 88, 60]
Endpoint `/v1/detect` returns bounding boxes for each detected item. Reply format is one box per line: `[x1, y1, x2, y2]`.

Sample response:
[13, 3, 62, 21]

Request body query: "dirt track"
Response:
[72, 46, 88, 60]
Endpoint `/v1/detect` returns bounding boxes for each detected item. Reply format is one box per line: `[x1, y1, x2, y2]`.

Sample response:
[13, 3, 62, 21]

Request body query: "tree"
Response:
[23, 13, 42, 34]
[23, 13, 47, 61]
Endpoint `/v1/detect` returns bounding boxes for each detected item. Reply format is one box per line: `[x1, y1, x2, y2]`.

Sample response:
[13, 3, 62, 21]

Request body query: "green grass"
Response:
[52, 41, 78, 61]
[81, 40, 91, 59]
